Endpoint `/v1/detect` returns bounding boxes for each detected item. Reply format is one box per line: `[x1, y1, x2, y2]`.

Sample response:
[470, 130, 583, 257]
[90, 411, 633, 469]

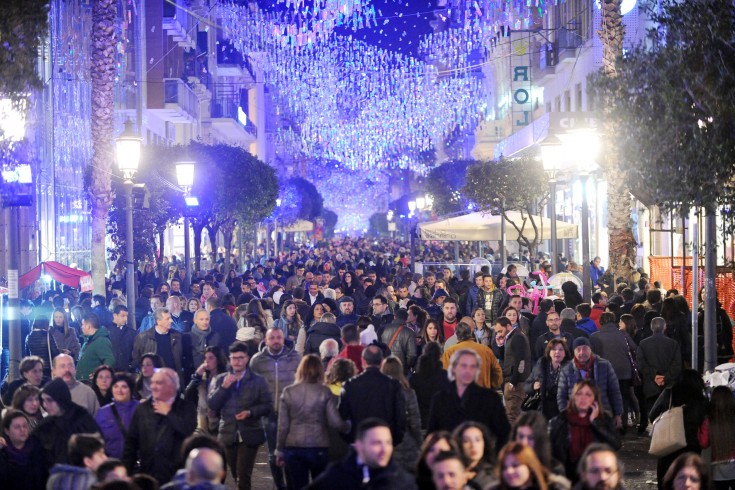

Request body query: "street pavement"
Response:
[226, 430, 660, 489]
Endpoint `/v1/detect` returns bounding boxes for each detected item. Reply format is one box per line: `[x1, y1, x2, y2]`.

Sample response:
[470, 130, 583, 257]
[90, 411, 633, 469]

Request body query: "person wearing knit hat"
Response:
[34, 378, 100, 469]
[556, 334, 624, 427]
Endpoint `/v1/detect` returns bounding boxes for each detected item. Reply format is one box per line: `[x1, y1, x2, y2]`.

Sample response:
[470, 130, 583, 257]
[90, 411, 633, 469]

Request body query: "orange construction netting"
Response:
[648, 255, 735, 321]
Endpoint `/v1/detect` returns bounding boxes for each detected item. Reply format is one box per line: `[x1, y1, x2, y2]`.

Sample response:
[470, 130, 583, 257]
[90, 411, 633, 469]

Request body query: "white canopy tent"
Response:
[418, 211, 578, 241]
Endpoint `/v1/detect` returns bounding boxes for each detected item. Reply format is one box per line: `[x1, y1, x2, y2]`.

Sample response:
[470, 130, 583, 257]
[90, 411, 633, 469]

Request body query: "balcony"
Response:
[163, 0, 196, 48]
[211, 95, 257, 137]
[164, 78, 202, 121]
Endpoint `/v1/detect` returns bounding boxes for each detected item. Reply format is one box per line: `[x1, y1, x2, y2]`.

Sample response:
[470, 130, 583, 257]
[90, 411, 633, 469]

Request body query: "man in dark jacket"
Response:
[529, 299, 554, 357]
[107, 305, 137, 372]
[534, 310, 574, 361]
[339, 345, 406, 445]
[369, 295, 394, 338]
[335, 296, 359, 328]
[635, 317, 682, 433]
[427, 348, 510, 451]
[132, 308, 187, 378]
[304, 312, 342, 355]
[590, 313, 637, 394]
[308, 418, 417, 490]
[188, 308, 221, 367]
[205, 297, 237, 350]
[208, 342, 272, 490]
[123, 368, 196, 484]
[380, 309, 417, 373]
[495, 316, 532, 424]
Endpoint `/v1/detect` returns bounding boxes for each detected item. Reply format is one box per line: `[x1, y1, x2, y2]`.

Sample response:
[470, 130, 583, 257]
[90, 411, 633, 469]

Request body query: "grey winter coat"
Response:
[249, 345, 302, 413]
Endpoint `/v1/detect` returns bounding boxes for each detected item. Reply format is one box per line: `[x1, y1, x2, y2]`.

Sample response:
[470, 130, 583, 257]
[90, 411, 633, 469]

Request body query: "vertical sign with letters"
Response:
[510, 31, 532, 130]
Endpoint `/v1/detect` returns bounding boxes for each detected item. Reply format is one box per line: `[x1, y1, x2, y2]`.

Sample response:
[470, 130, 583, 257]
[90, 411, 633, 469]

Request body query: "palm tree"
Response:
[599, 0, 637, 281]
[89, 0, 117, 295]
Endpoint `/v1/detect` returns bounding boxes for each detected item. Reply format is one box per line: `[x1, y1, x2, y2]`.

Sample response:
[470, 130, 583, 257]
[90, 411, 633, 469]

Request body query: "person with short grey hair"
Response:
[427, 348, 510, 451]
[132, 307, 186, 378]
[635, 316, 682, 433]
[319, 338, 340, 368]
[123, 368, 196, 484]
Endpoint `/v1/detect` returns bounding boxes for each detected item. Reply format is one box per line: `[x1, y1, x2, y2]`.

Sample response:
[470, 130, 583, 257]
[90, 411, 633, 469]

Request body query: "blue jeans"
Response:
[264, 413, 286, 489]
[283, 447, 329, 490]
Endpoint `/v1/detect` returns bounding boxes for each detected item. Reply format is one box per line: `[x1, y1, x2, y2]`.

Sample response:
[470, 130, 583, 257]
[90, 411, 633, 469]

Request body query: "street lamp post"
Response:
[541, 135, 565, 276]
[176, 161, 195, 293]
[274, 198, 281, 260]
[541, 130, 599, 300]
[116, 119, 141, 330]
[1, 99, 27, 382]
[408, 200, 417, 273]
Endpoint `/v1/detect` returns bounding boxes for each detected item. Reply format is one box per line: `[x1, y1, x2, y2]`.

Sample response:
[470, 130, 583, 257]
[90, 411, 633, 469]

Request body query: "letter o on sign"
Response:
[513, 89, 529, 105]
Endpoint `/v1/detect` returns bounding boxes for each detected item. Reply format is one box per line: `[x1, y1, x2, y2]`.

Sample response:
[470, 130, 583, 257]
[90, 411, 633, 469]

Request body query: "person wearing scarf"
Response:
[549, 380, 621, 482]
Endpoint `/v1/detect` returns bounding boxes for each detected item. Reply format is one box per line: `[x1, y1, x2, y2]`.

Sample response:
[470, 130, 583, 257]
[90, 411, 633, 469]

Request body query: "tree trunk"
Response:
[89, 0, 117, 295]
[222, 221, 235, 276]
[599, 0, 637, 281]
[193, 221, 205, 272]
[158, 229, 165, 262]
[206, 224, 221, 270]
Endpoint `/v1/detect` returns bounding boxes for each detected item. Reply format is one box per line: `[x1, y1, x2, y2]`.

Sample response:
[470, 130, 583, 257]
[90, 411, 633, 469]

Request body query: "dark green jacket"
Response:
[76, 326, 115, 381]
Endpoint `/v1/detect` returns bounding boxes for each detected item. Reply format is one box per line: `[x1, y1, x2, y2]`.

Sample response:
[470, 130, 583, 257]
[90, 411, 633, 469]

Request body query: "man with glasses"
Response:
[575, 443, 625, 490]
[208, 342, 272, 490]
[534, 310, 574, 362]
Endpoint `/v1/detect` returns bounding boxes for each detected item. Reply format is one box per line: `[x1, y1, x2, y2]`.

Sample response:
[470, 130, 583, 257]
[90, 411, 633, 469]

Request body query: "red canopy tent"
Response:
[19, 261, 93, 292]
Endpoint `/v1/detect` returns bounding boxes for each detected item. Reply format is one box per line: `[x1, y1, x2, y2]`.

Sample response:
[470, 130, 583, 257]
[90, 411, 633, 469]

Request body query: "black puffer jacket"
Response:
[308, 449, 418, 490]
[25, 328, 60, 377]
[304, 321, 342, 355]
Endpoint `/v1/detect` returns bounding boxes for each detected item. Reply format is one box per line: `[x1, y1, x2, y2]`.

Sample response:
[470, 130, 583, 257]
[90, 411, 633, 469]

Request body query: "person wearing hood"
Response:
[46, 433, 107, 490]
[304, 312, 342, 355]
[76, 313, 116, 382]
[561, 281, 584, 310]
[32, 377, 100, 470]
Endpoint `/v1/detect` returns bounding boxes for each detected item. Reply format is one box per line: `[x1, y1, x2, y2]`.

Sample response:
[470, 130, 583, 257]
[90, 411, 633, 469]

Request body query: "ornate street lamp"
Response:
[116, 119, 141, 329]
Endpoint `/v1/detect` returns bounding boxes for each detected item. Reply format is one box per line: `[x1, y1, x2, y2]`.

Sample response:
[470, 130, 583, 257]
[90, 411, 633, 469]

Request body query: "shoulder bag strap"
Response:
[388, 325, 405, 350]
[110, 403, 128, 438]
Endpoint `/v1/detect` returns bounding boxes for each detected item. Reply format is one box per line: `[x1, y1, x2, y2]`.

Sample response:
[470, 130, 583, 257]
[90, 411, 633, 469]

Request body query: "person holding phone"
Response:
[549, 380, 621, 482]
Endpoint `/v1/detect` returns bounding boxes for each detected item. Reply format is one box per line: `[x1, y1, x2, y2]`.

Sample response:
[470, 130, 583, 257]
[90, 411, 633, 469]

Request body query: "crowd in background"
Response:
[0, 236, 732, 490]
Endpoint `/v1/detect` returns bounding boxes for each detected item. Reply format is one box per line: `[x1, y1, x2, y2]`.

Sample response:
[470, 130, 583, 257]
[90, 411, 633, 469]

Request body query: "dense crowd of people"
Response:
[0, 237, 733, 490]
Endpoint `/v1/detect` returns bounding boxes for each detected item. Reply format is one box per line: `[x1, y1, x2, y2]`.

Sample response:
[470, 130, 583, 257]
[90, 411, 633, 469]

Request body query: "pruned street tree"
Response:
[462, 156, 549, 267]
[591, 0, 735, 371]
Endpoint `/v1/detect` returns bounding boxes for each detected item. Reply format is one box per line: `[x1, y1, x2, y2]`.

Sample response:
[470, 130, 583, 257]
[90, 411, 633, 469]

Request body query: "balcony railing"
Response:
[164, 78, 200, 121]
[211, 95, 257, 137]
